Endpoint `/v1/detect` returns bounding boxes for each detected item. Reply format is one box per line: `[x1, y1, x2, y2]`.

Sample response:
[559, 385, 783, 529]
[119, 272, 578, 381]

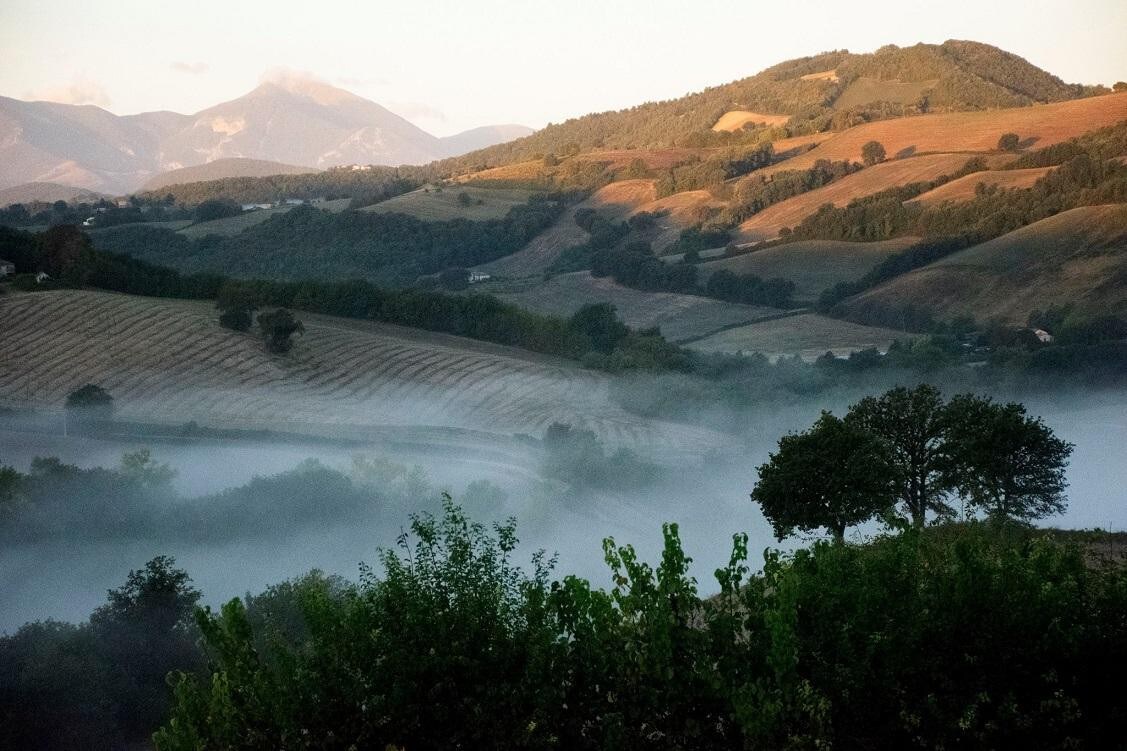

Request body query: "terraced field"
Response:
[845, 204, 1127, 324]
[360, 185, 536, 221]
[737, 153, 978, 241]
[907, 166, 1054, 206]
[0, 290, 717, 452]
[684, 313, 912, 361]
[492, 271, 785, 342]
[477, 180, 657, 276]
[696, 238, 918, 302]
[758, 93, 1127, 175]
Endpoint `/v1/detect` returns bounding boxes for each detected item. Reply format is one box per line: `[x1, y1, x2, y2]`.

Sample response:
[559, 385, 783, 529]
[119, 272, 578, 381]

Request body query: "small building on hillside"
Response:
[468, 271, 491, 284]
[0, 259, 15, 277]
[241, 203, 274, 211]
[1033, 328, 1055, 344]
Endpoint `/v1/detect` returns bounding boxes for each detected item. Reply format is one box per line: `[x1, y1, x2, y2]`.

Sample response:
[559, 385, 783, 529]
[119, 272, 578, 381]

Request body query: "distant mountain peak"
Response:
[255, 70, 361, 106]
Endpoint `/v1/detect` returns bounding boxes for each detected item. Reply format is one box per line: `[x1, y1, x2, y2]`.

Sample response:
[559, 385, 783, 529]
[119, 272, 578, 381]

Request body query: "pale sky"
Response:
[1, 0, 1124, 136]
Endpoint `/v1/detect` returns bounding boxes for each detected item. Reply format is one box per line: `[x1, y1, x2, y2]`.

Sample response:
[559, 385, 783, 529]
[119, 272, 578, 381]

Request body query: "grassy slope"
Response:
[0, 289, 716, 450]
[697, 238, 918, 302]
[142, 158, 318, 192]
[360, 186, 537, 221]
[176, 198, 351, 238]
[685, 312, 912, 361]
[844, 204, 1127, 323]
[490, 271, 784, 342]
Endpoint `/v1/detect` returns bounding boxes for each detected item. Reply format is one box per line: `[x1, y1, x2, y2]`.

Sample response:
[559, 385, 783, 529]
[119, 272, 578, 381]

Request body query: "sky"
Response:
[1, 0, 1124, 136]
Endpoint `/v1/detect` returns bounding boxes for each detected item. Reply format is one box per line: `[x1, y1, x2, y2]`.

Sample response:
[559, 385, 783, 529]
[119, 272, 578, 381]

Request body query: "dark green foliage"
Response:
[216, 282, 258, 331]
[154, 504, 1127, 749]
[846, 384, 954, 527]
[568, 303, 629, 353]
[942, 395, 1073, 520]
[704, 268, 796, 307]
[257, 308, 304, 353]
[541, 423, 659, 489]
[193, 198, 242, 222]
[861, 139, 887, 166]
[723, 159, 862, 225]
[65, 383, 114, 422]
[0, 557, 202, 750]
[137, 166, 419, 206]
[97, 193, 574, 283]
[752, 411, 897, 542]
[997, 131, 1021, 151]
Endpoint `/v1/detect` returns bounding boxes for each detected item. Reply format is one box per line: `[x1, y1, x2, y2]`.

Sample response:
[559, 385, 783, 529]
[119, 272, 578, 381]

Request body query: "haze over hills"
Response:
[0, 74, 532, 194]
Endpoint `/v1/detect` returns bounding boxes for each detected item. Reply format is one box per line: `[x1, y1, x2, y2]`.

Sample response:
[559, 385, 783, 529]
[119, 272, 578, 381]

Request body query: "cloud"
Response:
[336, 74, 390, 88]
[170, 61, 208, 75]
[386, 101, 447, 123]
[24, 75, 112, 107]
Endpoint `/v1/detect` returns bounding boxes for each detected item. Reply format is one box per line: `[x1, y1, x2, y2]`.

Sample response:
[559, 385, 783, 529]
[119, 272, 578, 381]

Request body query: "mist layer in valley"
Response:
[3, 386, 1126, 633]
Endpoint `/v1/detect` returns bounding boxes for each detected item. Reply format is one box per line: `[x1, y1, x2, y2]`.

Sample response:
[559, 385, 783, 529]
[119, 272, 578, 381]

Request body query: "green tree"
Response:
[456, 191, 474, 207]
[861, 140, 887, 166]
[257, 308, 304, 354]
[1113, 81, 1127, 93]
[846, 384, 954, 528]
[193, 198, 241, 222]
[752, 411, 897, 543]
[569, 303, 629, 354]
[942, 395, 1073, 521]
[997, 132, 1021, 151]
[216, 283, 258, 332]
[65, 383, 114, 423]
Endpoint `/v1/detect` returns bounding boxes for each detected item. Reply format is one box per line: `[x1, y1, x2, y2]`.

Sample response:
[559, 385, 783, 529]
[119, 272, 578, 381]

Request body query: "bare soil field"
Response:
[0, 290, 721, 451]
[845, 204, 1127, 324]
[697, 237, 918, 301]
[684, 313, 912, 361]
[492, 271, 784, 342]
[832, 77, 938, 110]
[712, 111, 791, 132]
[907, 166, 1054, 206]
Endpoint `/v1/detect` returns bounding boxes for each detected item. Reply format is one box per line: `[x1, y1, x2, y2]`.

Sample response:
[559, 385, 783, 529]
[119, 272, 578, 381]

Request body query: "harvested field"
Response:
[0, 290, 719, 451]
[845, 204, 1127, 324]
[737, 153, 976, 241]
[801, 69, 839, 82]
[759, 93, 1127, 175]
[493, 271, 784, 342]
[712, 111, 791, 132]
[477, 180, 657, 276]
[360, 185, 536, 221]
[697, 237, 918, 301]
[685, 313, 912, 361]
[907, 166, 1054, 206]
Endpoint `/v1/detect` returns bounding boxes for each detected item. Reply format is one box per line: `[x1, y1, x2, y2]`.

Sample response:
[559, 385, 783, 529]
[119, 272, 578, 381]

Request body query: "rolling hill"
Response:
[0, 289, 715, 451]
[141, 158, 318, 192]
[433, 40, 1105, 175]
[684, 312, 912, 361]
[907, 166, 1054, 206]
[842, 204, 1127, 324]
[0, 182, 109, 205]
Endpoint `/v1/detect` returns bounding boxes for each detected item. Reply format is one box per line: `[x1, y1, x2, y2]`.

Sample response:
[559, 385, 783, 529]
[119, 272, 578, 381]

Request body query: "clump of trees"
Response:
[257, 308, 304, 353]
[997, 131, 1021, 151]
[752, 385, 1073, 541]
[861, 139, 887, 166]
[65, 383, 114, 424]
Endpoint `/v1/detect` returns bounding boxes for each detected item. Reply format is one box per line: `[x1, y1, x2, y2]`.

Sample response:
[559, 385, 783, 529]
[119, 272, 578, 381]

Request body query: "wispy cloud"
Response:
[336, 74, 390, 88]
[24, 75, 111, 107]
[170, 61, 209, 75]
[386, 101, 447, 123]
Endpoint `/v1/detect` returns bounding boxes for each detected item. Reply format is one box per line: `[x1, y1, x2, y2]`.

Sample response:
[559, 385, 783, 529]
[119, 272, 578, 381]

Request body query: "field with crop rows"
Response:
[0, 290, 719, 451]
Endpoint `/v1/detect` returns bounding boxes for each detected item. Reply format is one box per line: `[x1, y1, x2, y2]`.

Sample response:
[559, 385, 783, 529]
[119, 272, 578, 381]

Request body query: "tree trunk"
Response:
[832, 524, 845, 544]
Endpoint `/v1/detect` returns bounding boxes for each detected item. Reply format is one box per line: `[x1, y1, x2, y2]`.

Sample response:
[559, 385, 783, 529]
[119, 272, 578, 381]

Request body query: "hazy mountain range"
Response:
[0, 74, 533, 195]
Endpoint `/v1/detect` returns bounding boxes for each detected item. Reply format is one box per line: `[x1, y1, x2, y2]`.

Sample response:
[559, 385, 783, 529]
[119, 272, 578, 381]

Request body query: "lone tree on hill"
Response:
[861, 140, 887, 166]
[997, 132, 1021, 152]
[216, 284, 258, 332]
[752, 411, 897, 543]
[846, 384, 953, 528]
[257, 308, 305, 354]
[66, 383, 114, 423]
[1114, 81, 1127, 92]
[941, 395, 1073, 521]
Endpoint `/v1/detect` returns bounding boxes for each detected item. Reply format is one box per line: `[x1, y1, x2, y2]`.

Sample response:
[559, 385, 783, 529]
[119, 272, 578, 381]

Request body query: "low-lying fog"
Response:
[2, 391, 1126, 633]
